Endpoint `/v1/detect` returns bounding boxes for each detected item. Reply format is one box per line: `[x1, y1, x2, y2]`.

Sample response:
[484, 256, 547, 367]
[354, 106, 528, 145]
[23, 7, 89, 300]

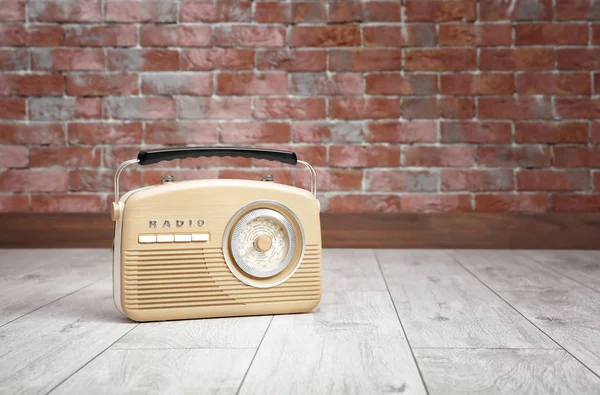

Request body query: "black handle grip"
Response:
[137, 147, 298, 166]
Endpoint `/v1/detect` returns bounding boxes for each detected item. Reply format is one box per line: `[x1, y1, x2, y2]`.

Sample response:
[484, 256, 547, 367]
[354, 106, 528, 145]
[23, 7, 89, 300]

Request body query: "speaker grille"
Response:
[123, 245, 321, 310]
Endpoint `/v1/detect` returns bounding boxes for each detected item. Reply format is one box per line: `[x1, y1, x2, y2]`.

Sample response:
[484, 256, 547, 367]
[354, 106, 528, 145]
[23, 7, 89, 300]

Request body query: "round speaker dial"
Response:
[230, 208, 296, 278]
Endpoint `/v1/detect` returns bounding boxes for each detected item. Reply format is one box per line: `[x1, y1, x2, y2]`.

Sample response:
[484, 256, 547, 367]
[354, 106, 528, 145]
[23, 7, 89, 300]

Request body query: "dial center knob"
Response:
[254, 235, 272, 252]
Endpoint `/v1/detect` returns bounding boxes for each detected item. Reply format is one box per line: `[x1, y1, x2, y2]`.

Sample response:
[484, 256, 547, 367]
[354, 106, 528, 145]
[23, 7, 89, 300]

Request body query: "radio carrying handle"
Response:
[114, 147, 317, 204]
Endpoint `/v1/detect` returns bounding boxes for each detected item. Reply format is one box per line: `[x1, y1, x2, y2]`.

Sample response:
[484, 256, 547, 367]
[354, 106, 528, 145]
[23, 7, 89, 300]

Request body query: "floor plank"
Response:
[239, 291, 427, 395]
[376, 250, 555, 349]
[0, 279, 136, 394]
[50, 349, 255, 395]
[452, 250, 600, 376]
[414, 348, 600, 395]
[322, 249, 387, 291]
[0, 249, 110, 326]
[525, 250, 600, 292]
[113, 315, 271, 350]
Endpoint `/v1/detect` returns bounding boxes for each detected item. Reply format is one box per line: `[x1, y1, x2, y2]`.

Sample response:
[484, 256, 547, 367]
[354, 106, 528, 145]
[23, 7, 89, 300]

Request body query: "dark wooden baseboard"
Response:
[0, 212, 599, 249]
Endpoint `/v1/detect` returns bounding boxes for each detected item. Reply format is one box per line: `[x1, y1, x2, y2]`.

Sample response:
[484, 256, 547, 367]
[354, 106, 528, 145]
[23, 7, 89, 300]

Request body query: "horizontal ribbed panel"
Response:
[123, 244, 321, 310]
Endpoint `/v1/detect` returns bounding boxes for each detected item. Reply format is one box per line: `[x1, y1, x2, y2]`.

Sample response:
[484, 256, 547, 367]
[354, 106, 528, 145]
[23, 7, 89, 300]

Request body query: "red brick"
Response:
[183, 49, 254, 71]
[557, 49, 600, 70]
[256, 2, 326, 23]
[143, 170, 216, 185]
[145, 121, 217, 145]
[330, 98, 400, 120]
[329, 1, 401, 22]
[0, 169, 67, 192]
[0, 24, 63, 46]
[0, 195, 29, 212]
[215, 25, 285, 47]
[441, 122, 512, 143]
[405, 0, 476, 22]
[108, 49, 179, 71]
[0, 1, 25, 21]
[104, 97, 176, 120]
[400, 194, 472, 213]
[0, 123, 64, 144]
[596, 173, 600, 191]
[0, 49, 28, 70]
[30, 98, 101, 120]
[0, 98, 25, 119]
[68, 123, 142, 145]
[403, 97, 475, 119]
[0, 75, 64, 96]
[594, 24, 600, 44]
[594, 73, 600, 94]
[217, 72, 288, 95]
[441, 73, 514, 95]
[181, 1, 252, 22]
[367, 121, 437, 143]
[293, 122, 366, 144]
[404, 146, 475, 167]
[363, 25, 436, 47]
[0, 145, 28, 168]
[479, 97, 552, 120]
[66, 74, 138, 96]
[29, 0, 101, 22]
[69, 169, 142, 192]
[517, 73, 590, 95]
[554, 146, 600, 167]
[516, 24, 589, 45]
[30, 147, 101, 168]
[476, 194, 548, 213]
[178, 97, 252, 120]
[330, 146, 400, 167]
[219, 169, 292, 186]
[517, 170, 590, 191]
[65, 25, 136, 47]
[105, 1, 176, 22]
[328, 194, 400, 213]
[366, 170, 439, 192]
[290, 73, 364, 96]
[480, 0, 552, 20]
[551, 195, 600, 213]
[366, 74, 437, 95]
[32, 48, 104, 71]
[257, 49, 326, 71]
[556, 0, 600, 20]
[405, 49, 476, 71]
[438, 24, 512, 46]
[140, 25, 211, 47]
[515, 122, 588, 144]
[555, 98, 600, 119]
[290, 25, 360, 47]
[220, 122, 291, 144]
[295, 168, 362, 192]
[142, 73, 212, 96]
[442, 169, 514, 191]
[31, 194, 105, 213]
[480, 48, 554, 70]
[594, 122, 600, 143]
[478, 146, 551, 168]
[254, 98, 326, 120]
[329, 49, 402, 71]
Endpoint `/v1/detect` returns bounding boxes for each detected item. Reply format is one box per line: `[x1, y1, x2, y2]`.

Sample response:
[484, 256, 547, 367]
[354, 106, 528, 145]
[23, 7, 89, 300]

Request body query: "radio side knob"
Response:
[161, 175, 175, 184]
[262, 175, 274, 182]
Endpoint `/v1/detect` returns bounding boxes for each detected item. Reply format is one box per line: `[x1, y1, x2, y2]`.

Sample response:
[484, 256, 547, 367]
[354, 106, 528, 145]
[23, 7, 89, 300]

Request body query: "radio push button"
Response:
[138, 235, 157, 244]
[157, 234, 175, 243]
[191, 233, 210, 242]
[174, 234, 192, 242]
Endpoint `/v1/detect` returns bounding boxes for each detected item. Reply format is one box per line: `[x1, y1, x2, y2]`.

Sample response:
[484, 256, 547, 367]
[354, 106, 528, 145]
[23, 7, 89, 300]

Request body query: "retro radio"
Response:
[111, 147, 322, 322]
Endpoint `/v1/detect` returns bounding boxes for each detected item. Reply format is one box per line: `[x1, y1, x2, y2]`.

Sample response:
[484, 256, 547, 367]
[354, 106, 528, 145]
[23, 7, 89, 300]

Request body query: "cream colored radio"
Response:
[111, 147, 322, 322]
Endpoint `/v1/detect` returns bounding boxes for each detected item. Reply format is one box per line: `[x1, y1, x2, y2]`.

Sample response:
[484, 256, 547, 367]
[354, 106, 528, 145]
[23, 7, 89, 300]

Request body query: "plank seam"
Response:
[235, 315, 274, 395]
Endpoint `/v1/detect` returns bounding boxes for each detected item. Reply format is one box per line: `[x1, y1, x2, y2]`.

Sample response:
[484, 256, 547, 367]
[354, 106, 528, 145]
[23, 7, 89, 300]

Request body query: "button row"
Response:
[139, 233, 210, 244]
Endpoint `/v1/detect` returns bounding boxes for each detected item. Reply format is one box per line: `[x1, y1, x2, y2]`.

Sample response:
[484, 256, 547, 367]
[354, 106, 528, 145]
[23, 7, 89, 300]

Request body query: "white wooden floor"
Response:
[1, 249, 599, 395]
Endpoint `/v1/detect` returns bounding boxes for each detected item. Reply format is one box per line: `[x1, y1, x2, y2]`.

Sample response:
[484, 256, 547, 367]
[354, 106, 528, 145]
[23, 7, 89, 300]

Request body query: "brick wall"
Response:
[1, 0, 599, 214]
